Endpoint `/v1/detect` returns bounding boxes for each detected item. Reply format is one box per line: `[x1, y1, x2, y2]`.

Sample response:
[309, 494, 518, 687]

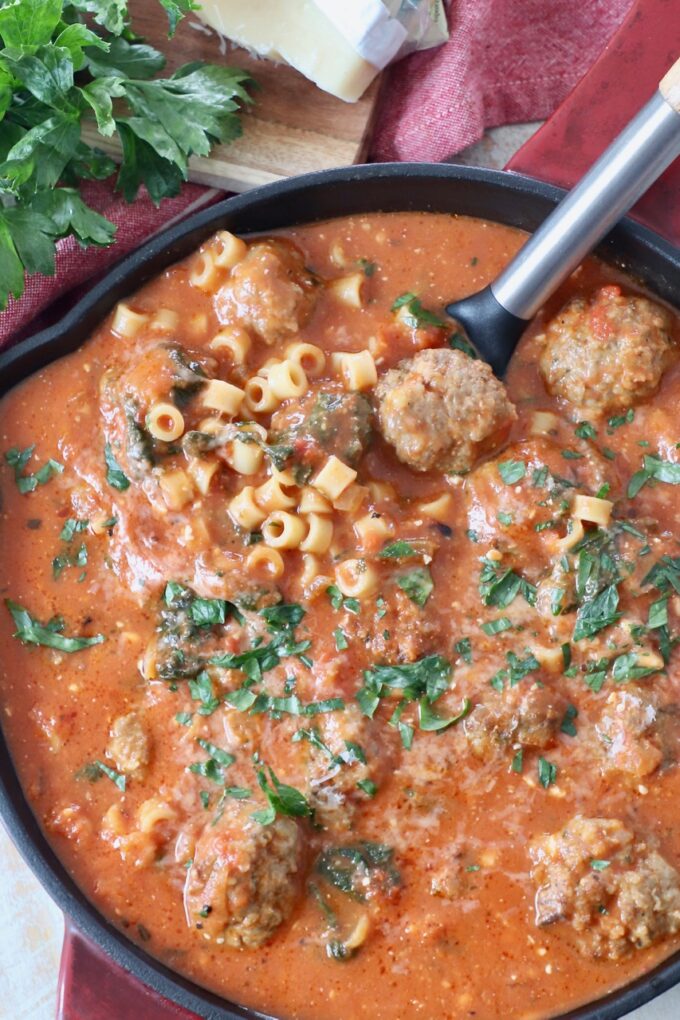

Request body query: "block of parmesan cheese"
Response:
[195, 0, 392, 103]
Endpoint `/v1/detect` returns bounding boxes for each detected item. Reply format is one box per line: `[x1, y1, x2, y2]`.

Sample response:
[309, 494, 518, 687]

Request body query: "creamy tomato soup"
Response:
[2, 212, 680, 1020]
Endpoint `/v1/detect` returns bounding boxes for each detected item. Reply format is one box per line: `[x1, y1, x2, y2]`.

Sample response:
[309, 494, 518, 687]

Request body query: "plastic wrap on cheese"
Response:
[195, 0, 449, 103]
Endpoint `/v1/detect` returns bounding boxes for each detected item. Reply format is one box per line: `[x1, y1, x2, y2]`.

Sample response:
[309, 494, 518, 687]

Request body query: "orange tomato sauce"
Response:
[1, 212, 680, 1020]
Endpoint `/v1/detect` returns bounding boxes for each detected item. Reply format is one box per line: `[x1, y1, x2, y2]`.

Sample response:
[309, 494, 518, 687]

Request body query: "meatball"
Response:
[184, 801, 302, 948]
[464, 683, 565, 760]
[596, 686, 662, 779]
[375, 348, 516, 473]
[214, 239, 318, 344]
[539, 286, 675, 417]
[271, 386, 373, 471]
[107, 712, 150, 775]
[365, 589, 441, 664]
[531, 815, 680, 959]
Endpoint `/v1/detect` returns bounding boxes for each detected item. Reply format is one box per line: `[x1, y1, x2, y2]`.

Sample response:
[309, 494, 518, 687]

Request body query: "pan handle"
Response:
[506, 0, 680, 248]
[57, 920, 197, 1019]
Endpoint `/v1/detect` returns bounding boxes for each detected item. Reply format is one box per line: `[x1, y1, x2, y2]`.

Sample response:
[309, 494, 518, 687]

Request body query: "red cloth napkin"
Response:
[0, 0, 633, 348]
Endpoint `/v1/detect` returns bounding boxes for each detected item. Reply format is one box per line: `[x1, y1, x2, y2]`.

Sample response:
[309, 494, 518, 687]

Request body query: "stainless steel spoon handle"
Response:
[492, 88, 680, 321]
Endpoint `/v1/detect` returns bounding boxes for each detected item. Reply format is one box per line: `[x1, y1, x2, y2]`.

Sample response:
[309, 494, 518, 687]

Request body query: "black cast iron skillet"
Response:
[2, 163, 680, 1020]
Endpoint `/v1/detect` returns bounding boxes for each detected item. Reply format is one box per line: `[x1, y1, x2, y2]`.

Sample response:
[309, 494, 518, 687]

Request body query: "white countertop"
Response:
[2, 123, 680, 1019]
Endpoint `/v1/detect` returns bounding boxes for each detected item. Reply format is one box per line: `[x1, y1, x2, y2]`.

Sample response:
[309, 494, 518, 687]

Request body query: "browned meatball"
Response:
[184, 801, 302, 948]
[107, 712, 150, 775]
[531, 815, 680, 959]
[595, 686, 663, 779]
[375, 348, 516, 473]
[214, 239, 318, 344]
[271, 385, 373, 471]
[464, 683, 565, 759]
[539, 286, 675, 417]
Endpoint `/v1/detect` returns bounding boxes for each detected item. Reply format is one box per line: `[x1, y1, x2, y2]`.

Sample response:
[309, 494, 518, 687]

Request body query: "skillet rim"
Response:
[1, 160, 680, 1020]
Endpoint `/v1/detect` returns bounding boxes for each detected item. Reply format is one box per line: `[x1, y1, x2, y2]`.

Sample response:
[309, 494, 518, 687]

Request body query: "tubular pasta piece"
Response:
[189, 250, 219, 292]
[262, 511, 307, 549]
[328, 272, 364, 308]
[331, 350, 377, 392]
[285, 342, 326, 378]
[244, 376, 278, 414]
[532, 645, 564, 673]
[111, 303, 148, 339]
[368, 480, 396, 502]
[201, 379, 245, 417]
[557, 518, 585, 552]
[313, 455, 357, 502]
[212, 230, 248, 269]
[572, 494, 613, 526]
[354, 513, 393, 549]
[224, 436, 264, 476]
[417, 493, 452, 522]
[149, 308, 179, 334]
[146, 402, 185, 442]
[255, 470, 298, 512]
[268, 359, 308, 400]
[333, 483, 368, 513]
[298, 486, 332, 514]
[229, 486, 267, 529]
[159, 469, 194, 510]
[187, 457, 220, 495]
[335, 558, 378, 599]
[138, 798, 176, 833]
[300, 513, 333, 553]
[530, 410, 560, 436]
[246, 545, 284, 580]
[209, 327, 252, 364]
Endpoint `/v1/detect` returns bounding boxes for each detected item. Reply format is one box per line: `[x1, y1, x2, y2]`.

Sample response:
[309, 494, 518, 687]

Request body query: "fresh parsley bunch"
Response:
[0, 0, 253, 310]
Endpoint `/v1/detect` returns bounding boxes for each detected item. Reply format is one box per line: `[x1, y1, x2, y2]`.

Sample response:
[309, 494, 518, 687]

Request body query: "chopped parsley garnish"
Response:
[611, 652, 660, 683]
[449, 331, 478, 359]
[497, 511, 513, 526]
[572, 584, 621, 642]
[104, 443, 130, 491]
[189, 739, 235, 784]
[60, 518, 89, 542]
[391, 292, 446, 329]
[333, 627, 348, 651]
[561, 449, 583, 460]
[590, 859, 611, 870]
[455, 637, 472, 663]
[175, 711, 192, 726]
[511, 749, 524, 773]
[418, 696, 471, 732]
[315, 842, 400, 902]
[537, 757, 557, 789]
[479, 557, 536, 609]
[94, 760, 126, 792]
[357, 778, 377, 797]
[326, 585, 360, 615]
[575, 421, 597, 440]
[378, 540, 419, 560]
[6, 599, 104, 652]
[481, 617, 512, 636]
[396, 566, 433, 607]
[607, 408, 634, 431]
[489, 650, 540, 691]
[628, 454, 680, 497]
[560, 704, 578, 736]
[188, 671, 221, 715]
[497, 459, 526, 485]
[357, 258, 377, 277]
[252, 765, 312, 825]
[5, 445, 63, 493]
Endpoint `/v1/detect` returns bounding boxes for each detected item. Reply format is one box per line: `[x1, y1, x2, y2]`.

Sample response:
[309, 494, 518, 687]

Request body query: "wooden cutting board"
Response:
[87, 1, 382, 193]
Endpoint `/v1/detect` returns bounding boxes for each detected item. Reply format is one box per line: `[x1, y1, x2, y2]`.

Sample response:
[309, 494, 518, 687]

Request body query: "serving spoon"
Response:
[447, 56, 680, 376]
